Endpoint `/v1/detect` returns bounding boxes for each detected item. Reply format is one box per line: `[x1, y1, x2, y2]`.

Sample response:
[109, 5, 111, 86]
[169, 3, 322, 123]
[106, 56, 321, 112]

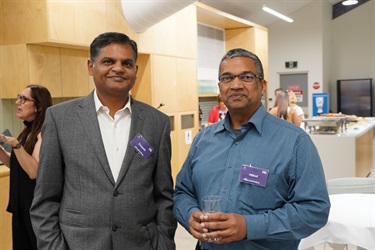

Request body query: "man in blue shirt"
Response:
[173, 48, 330, 250]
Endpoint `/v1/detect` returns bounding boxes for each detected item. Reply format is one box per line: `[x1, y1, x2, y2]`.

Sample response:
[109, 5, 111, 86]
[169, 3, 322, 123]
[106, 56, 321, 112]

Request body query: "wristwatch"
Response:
[12, 142, 22, 149]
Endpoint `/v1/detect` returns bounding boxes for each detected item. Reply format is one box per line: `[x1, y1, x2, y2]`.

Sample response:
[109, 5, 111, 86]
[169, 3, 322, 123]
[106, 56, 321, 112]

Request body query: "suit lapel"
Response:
[77, 92, 115, 185]
[115, 99, 145, 188]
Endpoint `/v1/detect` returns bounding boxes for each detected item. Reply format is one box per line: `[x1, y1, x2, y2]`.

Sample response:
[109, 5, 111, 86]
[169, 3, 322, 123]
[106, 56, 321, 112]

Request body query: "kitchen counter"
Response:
[0, 164, 11, 250]
[306, 120, 375, 180]
[0, 164, 10, 177]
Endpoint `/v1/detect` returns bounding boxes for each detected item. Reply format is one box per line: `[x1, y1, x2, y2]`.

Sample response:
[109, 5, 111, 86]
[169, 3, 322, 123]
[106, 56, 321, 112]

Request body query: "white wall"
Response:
[330, 0, 375, 113]
[268, 0, 375, 117]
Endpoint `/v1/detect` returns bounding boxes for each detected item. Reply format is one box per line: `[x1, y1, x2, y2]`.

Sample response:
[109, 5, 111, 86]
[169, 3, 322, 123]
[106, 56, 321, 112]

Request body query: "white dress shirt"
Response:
[94, 90, 132, 182]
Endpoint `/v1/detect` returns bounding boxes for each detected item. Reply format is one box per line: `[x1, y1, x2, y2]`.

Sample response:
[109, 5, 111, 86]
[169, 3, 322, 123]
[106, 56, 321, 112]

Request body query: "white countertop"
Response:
[304, 119, 375, 138]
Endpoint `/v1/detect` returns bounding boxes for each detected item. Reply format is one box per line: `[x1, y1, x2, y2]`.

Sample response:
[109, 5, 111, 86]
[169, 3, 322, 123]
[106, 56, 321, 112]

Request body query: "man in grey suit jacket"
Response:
[30, 32, 177, 249]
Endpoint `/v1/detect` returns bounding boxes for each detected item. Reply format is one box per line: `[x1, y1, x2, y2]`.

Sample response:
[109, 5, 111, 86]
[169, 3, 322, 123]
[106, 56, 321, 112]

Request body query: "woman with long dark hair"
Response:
[0, 84, 52, 250]
[269, 90, 301, 127]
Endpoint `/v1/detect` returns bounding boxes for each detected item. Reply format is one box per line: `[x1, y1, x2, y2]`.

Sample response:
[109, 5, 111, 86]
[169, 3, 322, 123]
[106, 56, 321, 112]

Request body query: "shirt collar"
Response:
[214, 104, 266, 135]
[93, 89, 132, 114]
[247, 104, 266, 135]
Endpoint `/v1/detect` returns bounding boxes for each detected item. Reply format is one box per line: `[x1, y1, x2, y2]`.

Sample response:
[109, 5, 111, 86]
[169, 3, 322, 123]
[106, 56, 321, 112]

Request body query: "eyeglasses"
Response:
[218, 73, 263, 85]
[16, 94, 35, 104]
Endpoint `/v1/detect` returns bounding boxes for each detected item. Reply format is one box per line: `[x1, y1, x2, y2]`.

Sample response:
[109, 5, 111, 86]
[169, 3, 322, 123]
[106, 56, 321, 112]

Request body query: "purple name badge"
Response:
[239, 164, 269, 187]
[130, 133, 153, 159]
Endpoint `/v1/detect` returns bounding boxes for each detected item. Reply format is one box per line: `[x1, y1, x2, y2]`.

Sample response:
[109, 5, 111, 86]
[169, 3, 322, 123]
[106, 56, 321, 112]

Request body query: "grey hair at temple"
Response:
[219, 48, 264, 80]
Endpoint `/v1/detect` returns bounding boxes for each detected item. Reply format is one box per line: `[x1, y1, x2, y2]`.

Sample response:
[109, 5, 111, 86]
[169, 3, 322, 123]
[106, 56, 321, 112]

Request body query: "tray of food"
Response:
[304, 116, 346, 134]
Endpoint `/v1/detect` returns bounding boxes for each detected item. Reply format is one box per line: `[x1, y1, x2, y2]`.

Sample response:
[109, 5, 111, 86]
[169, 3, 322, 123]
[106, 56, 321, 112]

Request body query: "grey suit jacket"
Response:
[30, 92, 176, 250]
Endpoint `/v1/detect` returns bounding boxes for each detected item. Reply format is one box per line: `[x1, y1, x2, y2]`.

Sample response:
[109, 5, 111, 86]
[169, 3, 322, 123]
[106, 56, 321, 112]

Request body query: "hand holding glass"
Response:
[201, 195, 221, 242]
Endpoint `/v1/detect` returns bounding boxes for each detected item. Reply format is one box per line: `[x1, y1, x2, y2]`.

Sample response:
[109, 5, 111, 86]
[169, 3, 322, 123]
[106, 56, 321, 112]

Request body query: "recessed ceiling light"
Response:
[262, 5, 294, 23]
[342, 0, 358, 6]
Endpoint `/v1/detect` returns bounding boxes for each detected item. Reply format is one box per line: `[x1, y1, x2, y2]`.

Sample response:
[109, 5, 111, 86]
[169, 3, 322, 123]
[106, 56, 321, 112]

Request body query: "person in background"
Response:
[0, 85, 52, 250]
[173, 48, 330, 250]
[207, 94, 228, 125]
[269, 90, 301, 127]
[288, 90, 304, 124]
[274, 87, 283, 97]
[30, 32, 176, 249]
[269, 87, 283, 111]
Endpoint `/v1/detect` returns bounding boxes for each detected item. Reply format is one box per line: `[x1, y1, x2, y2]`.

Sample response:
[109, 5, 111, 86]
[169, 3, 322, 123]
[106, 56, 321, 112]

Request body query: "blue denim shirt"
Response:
[173, 105, 330, 250]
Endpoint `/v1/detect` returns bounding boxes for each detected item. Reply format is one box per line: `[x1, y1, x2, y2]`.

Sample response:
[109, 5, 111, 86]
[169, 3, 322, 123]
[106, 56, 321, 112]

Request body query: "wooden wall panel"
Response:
[151, 56, 198, 113]
[226, 27, 268, 80]
[138, 5, 197, 59]
[0, 0, 138, 47]
[27, 45, 62, 97]
[61, 48, 91, 97]
[0, 167, 11, 250]
[151, 55, 178, 112]
[175, 6, 198, 58]
[356, 127, 374, 177]
[176, 58, 198, 112]
[46, 1, 107, 46]
[226, 28, 255, 53]
[176, 111, 199, 180]
[170, 116, 179, 184]
[169, 111, 199, 183]
[0, 1, 48, 45]
[0, 45, 29, 98]
[253, 27, 269, 81]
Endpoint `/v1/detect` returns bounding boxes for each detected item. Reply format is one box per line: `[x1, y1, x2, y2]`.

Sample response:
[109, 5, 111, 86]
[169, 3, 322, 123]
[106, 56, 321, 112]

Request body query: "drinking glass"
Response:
[201, 195, 221, 242]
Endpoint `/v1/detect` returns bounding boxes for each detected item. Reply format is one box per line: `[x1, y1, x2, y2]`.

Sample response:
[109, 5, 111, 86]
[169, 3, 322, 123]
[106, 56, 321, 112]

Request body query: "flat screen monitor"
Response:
[337, 78, 373, 117]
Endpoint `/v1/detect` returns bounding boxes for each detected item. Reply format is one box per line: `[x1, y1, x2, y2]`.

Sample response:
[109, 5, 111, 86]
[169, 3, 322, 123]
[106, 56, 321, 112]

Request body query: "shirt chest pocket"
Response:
[238, 173, 287, 210]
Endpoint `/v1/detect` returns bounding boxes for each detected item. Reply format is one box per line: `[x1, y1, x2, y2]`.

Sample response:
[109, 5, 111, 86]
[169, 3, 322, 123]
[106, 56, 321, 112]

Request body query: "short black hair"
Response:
[90, 32, 138, 63]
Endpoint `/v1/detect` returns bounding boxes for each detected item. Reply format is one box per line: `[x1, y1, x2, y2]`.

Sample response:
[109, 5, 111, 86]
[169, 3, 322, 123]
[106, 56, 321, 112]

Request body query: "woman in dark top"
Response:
[0, 84, 52, 250]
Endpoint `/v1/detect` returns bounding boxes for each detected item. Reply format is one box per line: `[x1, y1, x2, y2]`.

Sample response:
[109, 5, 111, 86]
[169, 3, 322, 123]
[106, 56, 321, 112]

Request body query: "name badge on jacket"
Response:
[130, 133, 153, 159]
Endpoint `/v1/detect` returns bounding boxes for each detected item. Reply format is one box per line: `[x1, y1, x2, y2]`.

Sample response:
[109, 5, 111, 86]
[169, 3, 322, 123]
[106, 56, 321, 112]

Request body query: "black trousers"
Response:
[12, 209, 37, 250]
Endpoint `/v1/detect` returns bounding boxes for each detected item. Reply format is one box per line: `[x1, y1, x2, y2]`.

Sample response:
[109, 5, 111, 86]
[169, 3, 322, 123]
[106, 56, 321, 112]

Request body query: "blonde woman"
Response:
[288, 90, 304, 124]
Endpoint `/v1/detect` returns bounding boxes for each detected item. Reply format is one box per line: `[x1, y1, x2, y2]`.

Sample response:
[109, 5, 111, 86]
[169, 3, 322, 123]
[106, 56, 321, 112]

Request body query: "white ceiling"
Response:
[198, 0, 343, 27]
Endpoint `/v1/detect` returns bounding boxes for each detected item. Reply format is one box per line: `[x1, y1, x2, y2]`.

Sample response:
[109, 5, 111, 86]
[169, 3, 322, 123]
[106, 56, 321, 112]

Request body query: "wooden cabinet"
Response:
[310, 124, 375, 180]
[27, 45, 62, 96]
[0, 166, 11, 250]
[0, 44, 92, 98]
[61, 48, 95, 97]
[170, 112, 199, 181]
[0, 44, 29, 99]
[132, 54, 199, 182]
[151, 55, 197, 113]
[0, 0, 137, 48]
[137, 5, 196, 59]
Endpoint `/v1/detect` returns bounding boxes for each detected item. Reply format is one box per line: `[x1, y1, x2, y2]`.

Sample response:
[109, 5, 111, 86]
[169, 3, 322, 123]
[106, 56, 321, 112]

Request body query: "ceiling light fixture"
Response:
[342, 0, 358, 5]
[262, 5, 294, 23]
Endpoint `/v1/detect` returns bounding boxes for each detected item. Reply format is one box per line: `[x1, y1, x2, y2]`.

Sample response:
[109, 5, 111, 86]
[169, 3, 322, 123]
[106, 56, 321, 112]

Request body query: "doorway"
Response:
[280, 73, 308, 117]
